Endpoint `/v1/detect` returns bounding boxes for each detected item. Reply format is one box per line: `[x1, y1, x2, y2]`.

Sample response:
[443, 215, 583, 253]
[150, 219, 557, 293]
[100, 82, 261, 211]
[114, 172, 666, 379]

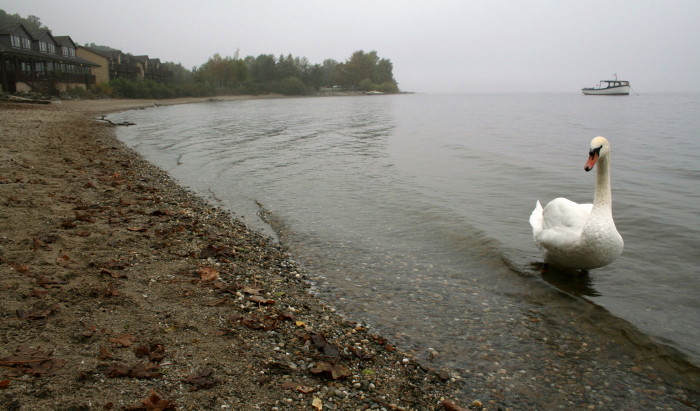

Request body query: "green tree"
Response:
[0, 9, 47, 31]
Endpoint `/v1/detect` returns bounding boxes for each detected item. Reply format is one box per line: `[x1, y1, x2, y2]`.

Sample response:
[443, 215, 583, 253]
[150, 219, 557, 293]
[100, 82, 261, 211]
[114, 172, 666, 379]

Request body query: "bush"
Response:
[358, 78, 374, 91]
[91, 82, 113, 98]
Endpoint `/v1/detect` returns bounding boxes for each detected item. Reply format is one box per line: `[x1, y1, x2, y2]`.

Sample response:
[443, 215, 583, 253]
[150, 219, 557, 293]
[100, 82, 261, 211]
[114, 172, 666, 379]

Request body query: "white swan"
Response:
[529, 136, 623, 270]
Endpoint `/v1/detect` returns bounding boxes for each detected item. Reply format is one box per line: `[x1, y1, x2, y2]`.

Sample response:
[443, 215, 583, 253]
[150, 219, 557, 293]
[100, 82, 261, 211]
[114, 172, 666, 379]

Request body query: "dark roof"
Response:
[29, 29, 54, 40]
[0, 22, 30, 36]
[131, 55, 149, 62]
[53, 35, 77, 48]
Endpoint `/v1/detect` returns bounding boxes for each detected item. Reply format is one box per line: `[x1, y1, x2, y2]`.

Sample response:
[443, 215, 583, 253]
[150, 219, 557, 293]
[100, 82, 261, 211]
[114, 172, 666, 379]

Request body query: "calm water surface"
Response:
[114, 93, 700, 374]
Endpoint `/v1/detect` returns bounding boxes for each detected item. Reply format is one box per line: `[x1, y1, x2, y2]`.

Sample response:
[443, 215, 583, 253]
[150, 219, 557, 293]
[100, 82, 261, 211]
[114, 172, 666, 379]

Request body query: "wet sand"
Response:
[0, 98, 698, 410]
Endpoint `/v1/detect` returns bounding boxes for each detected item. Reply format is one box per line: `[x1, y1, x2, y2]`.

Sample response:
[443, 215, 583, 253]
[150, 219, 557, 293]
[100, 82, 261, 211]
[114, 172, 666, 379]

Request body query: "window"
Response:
[62, 46, 76, 57]
[39, 42, 56, 54]
[21, 37, 31, 49]
[10, 35, 21, 47]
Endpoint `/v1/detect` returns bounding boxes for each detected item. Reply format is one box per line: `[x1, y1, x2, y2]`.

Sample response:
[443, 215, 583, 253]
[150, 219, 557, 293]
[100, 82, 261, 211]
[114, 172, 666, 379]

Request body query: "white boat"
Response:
[582, 75, 630, 95]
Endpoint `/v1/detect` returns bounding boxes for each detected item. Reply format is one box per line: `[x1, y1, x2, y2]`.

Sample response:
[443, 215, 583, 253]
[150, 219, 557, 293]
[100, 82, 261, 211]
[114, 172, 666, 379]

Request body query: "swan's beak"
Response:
[584, 152, 599, 172]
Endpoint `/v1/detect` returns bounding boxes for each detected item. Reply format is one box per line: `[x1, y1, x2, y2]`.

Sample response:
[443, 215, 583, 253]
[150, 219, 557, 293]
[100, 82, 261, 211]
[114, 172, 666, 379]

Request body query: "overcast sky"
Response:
[5, 0, 700, 93]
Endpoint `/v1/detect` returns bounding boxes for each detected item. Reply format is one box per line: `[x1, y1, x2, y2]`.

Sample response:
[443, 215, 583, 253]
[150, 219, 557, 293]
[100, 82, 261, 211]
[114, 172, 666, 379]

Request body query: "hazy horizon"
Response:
[4, 0, 700, 93]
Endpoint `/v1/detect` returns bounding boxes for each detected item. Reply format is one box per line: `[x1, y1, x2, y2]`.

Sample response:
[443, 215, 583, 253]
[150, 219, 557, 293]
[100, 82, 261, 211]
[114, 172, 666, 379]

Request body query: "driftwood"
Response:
[97, 115, 136, 126]
[2, 96, 51, 105]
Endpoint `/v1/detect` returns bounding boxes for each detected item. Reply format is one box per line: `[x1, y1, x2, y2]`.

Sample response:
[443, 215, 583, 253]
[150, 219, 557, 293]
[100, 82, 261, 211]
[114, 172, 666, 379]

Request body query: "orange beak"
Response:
[584, 152, 599, 172]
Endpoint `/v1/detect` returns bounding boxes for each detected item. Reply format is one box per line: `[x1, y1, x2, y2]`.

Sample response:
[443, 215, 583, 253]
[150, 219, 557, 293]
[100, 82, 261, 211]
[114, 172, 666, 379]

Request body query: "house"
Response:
[77, 47, 173, 84]
[0, 23, 98, 95]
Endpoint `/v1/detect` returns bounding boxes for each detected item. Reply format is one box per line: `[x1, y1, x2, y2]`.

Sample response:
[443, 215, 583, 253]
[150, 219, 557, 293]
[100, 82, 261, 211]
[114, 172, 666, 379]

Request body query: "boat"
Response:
[365, 90, 384, 95]
[582, 75, 630, 95]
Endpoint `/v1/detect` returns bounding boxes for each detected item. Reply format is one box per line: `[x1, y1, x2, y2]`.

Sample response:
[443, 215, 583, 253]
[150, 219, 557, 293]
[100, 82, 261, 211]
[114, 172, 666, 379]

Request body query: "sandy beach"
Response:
[1, 97, 698, 410]
[0, 98, 470, 410]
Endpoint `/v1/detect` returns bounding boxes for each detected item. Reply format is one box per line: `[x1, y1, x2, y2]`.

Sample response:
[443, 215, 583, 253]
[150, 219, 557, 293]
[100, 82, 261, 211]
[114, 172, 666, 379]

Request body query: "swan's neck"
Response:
[592, 155, 613, 215]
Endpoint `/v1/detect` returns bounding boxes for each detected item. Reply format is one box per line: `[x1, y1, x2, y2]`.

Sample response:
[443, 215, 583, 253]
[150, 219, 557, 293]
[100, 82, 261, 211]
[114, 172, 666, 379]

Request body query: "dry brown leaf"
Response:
[106, 363, 162, 379]
[36, 276, 66, 288]
[98, 346, 114, 360]
[133, 343, 165, 363]
[281, 381, 315, 393]
[197, 266, 219, 282]
[0, 345, 66, 376]
[182, 368, 218, 390]
[104, 283, 120, 297]
[309, 361, 351, 380]
[141, 389, 175, 410]
[109, 334, 135, 347]
[100, 268, 128, 279]
[240, 285, 263, 295]
[247, 295, 275, 305]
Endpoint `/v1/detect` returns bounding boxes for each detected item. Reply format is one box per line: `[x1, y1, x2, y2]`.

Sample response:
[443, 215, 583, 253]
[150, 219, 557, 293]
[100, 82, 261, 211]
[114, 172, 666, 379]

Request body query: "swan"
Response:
[529, 136, 623, 270]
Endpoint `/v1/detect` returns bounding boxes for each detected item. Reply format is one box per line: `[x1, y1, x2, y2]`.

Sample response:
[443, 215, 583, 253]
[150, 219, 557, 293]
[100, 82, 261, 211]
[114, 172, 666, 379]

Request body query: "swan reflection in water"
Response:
[530, 262, 601, 297]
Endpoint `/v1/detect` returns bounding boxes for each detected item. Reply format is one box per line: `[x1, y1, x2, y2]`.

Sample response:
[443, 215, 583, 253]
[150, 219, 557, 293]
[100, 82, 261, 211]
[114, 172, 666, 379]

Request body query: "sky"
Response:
[4, 0, 700, 93]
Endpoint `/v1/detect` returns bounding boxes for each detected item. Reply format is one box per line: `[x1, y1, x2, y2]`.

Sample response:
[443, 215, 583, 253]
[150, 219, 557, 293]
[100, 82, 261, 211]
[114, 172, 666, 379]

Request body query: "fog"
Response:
[6, 0, 700, 93]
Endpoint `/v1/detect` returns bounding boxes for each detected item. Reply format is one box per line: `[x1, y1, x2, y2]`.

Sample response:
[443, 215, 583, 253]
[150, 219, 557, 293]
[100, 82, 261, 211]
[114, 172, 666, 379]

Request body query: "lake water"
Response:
[114, 93, 700, 380]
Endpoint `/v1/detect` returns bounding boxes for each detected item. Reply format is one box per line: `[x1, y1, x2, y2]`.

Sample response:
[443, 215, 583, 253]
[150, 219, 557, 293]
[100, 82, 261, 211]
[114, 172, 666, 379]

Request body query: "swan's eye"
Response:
[589, 145, 602, 156]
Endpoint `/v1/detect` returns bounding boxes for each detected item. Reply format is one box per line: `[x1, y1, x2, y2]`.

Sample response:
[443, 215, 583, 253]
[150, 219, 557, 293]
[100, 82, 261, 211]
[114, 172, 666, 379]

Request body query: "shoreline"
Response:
[0, 97, 468, 410]
[1, 97, 698, 409]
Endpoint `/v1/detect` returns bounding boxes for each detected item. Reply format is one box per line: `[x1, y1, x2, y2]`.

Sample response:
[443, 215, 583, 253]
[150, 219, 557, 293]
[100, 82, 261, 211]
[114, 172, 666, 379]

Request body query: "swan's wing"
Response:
[529, 200, 544, 237]
[542, 197, 592, 231]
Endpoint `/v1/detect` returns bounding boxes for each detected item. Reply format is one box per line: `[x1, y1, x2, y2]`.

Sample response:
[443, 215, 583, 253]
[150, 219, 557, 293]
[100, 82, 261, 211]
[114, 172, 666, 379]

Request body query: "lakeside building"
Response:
[77, 47, 174, 84]
[0, 22, 98, 95]
[0, 22, 174, 96]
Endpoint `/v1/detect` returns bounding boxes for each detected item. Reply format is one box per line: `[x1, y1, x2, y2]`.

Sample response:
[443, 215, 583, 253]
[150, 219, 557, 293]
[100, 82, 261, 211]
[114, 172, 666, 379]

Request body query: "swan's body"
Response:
[530, 136, 623, 270]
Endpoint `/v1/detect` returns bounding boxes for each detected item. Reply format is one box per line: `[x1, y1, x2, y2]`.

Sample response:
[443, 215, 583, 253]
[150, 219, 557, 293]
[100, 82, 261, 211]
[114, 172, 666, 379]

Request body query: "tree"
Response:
[0, 9, 48, 31]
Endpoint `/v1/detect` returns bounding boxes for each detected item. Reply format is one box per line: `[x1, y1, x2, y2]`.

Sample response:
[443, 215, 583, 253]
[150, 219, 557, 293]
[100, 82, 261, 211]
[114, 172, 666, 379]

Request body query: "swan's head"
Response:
[584, 136, 610, 172]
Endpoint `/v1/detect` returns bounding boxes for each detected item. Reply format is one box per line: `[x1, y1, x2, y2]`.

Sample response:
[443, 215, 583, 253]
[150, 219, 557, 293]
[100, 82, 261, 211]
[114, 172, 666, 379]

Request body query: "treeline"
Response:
[1, 9, 399, 98]
[103, 50, 399, 99]
[0, 9, 47, 31]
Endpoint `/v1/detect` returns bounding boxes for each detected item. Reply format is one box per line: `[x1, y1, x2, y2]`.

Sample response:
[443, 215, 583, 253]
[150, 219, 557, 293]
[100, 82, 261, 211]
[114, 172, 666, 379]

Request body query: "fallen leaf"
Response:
[204, 298, 228, 307]
[36, 276, 66, 288]
[134, 343, 165, 363]
[98, 346, 114, 360]
[281, 381, 315, 393]
[310, 361, 351, 380]
[142, 389, 175, 410]
[16, 304, 59, 320]
[241, 285, 263, 295]
[12, 264, 30, 273]
[106, 363, 162, 379]
[124, 389, 175, 411]
[351, 346, 375, 360]
[150, 209, 176, 216]
[30, 289, 50, 298]
[109, 334, 135, 347]
[312, 397, 323, 410]
[0, 379, 9, 389]
[197, 267, 219, 282]
[441, 399, 469, 411]
[103, 283, 120, 297]
[100, 268, 128, 279]
[0, 345, 66, 376]
[127, 227, 147, 232]
[312, 333, 341, 358]
[199, 244, 227, 259]
[247, 295, 275, 305]
[182, 368, 218, 390]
